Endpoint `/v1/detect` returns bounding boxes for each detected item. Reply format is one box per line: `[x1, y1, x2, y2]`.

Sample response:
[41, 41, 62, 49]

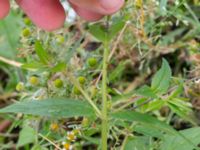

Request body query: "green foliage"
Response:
[124, 136, 151, 150]
[89, 19, 125, 42]
[112, 111, 176, 135]
[0, 1, 200, 149]
[34, 40, 50, 65]
[136, 85, 157, 98]
[0, 99, 95, 118]
[151, 59, 172, 94]
[17, 126, 37, 147]
[161, 127, 200, 150]
[0, 11, 22, 58]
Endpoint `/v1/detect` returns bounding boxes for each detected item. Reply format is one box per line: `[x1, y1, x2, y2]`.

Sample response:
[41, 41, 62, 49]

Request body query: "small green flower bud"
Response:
[87, 57, 97, 67]
[23, 18, 31, 25]
[29, 76, 39, 86]
[73, 86, 81, 95]
[16, 82, 25, 92]
[56, 35, 65, 44]
[78, 76, 86, 85]
[22, 28, 31, 37]
[54, 79, 63, 88]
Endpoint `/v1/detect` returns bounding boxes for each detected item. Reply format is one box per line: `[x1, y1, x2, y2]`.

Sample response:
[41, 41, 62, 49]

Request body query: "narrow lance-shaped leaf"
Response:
[112, 111, 176, 135]
[35, 40, 50, 65]
[0, 98, 95, 118]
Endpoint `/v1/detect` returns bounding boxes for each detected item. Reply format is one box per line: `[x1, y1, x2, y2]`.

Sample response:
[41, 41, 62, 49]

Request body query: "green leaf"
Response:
[22, 61, 46, 70]
[50, 62, 67, 73]
[134, 124, 164, 138]
[112, 111, 198, 149]
[167, 101, 196, 125]
[160, 0, 168, 15]
[109, 61, 127, 82]
[112, 111, 176, 135]
[89, 20, 125, 42]
[151, 59, 172, 94]
[0, 11, 22, 58]
[160, 127, 200, 150]
[136, 85, 157, 98]
[89, 24, 108, 42]
[0, 98, 95, 118]
[146, 99, 165, 112]
[124, 136, 152, 150]
[108, 20, 125, 39]
[17, 126, 37, 147]
[31, 145, 48, 150]
[35, 41, 50, 65]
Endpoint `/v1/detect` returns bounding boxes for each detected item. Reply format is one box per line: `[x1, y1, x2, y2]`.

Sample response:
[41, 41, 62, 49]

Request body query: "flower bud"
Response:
[54, 79, 63, 88]
[78, 76, 86, 85]
[22, 28, 31, 37]
[16, 82, 25, 92]
[29, 76, 39, 86]
[87, 57, 97, 67]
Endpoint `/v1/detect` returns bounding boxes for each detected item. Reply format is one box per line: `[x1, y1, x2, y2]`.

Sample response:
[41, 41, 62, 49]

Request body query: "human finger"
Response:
[16, 0, 66, 31]
[0, 0, 10, 19]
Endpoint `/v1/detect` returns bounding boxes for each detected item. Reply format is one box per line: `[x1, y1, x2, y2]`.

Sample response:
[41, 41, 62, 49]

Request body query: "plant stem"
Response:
[0, 56, 22, 68]
[38, 133, 62, 150]
[101, 40, 109, 150]
[68, 73, 102, 117]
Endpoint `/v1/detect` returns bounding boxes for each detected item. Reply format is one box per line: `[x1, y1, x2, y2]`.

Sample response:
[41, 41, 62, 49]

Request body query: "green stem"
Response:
[101, 41, 109, 150]
[68, 73, 102, 117]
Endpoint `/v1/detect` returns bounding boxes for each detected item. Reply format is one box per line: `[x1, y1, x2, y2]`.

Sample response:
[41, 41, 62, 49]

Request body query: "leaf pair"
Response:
[89, 19, 126, 43]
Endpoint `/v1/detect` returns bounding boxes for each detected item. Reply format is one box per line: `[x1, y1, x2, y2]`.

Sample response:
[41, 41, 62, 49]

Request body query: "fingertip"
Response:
[99, 0, 124, 15]
[16, 0, 66, 31]
[70, 2, 103, 21]
[69, 0, 124, 18]
[0, 0, 10, 19]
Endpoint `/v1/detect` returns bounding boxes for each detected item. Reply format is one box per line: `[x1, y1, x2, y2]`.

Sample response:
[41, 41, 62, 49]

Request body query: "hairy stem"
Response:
[101, 41, 109, 150]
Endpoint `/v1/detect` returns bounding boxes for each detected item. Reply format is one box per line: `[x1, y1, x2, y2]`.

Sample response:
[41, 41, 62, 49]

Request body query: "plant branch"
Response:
[0, 56, 22, 68]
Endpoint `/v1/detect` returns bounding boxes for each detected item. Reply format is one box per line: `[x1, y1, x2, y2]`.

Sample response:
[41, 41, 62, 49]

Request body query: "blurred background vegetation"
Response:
[0, 0, 200, 149]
